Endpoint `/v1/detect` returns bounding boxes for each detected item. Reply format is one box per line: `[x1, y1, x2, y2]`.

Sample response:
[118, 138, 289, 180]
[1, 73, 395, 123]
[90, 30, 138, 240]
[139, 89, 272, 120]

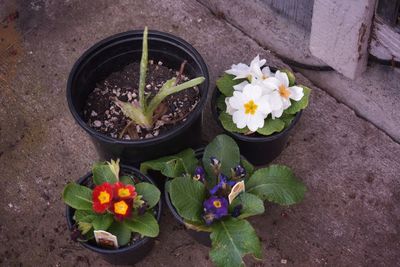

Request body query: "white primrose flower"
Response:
[228, 84, 271, 132]
[263, 70, 304, 119]
[232, 66, 274, 92]
[225, 97, 236, 115]
[226, 55, 266, 80]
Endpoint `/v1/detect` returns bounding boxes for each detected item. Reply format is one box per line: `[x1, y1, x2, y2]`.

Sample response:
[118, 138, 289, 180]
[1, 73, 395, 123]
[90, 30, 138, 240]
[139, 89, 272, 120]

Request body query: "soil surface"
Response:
[84, 61, 200, 140]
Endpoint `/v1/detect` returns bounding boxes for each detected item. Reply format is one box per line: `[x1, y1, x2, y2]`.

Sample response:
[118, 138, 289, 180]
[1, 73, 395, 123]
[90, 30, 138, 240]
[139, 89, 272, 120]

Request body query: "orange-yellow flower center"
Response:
[118, 188, 131, 198]
[114, 200, 129, 215]
[244, 100, 258, 115]
[262, 74, 268, 80]
[213, 200, 222, 208]
[98, 191, 111, 204]
[279, 84, 291, 99]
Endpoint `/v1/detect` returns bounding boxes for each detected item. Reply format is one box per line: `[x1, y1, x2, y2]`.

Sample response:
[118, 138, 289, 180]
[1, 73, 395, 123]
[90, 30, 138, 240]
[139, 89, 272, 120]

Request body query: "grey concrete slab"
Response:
[0, 0, 399, 266]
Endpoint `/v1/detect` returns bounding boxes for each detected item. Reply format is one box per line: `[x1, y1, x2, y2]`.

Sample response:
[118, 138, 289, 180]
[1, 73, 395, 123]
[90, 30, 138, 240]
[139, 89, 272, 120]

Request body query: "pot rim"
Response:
[65, 164, 162, 254]
[66, 30, 209, 146]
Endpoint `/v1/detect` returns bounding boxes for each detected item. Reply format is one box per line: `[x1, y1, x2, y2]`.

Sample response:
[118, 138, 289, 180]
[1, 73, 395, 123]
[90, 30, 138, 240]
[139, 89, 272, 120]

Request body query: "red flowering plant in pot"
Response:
[140, 134, 306, 267]
[62, 159, 161, 265]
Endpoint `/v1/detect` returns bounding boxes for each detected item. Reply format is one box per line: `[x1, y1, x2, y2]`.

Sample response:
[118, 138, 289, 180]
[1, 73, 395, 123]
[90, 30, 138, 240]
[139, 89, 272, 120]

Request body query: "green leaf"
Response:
[246, 165, 306, 205]
[219, 112, 249, 134]
[63, 183, 93, 211]
[107, 159, 120, 180]
[113, 99, 152, 128]
[169, 177, 206, 222]
[123, 212, 159, 237]
[120, 175, 135, 185]
[183, 219, 212, 232]
[210, 218, 262, 267]
[78, 222, 92, 235]
[285, 85, 311, 115]
[92, 162, 119, 185]
[74, 210, 97, 223]
[108, 221, 132, 246]
[140, 148, 197, 178]
[92, 213, 114, 231]
[216, 74, 245, 97]
[280, 113, 296, 127]
[256, 117, 285, 136]
[138, 26, 148, 109]
[229, 193, 265, 219]
[281, 69, 295, 86]
[240, 157, 254, 177]
[135, 182, 161, 209]
[216, 94, 227, 111]
[202, 135, 240, 186]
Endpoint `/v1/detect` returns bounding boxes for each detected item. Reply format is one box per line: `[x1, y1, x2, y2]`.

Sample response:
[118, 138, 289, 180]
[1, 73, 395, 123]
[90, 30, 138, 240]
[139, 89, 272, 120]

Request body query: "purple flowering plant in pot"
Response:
[140, 134, 306, 267]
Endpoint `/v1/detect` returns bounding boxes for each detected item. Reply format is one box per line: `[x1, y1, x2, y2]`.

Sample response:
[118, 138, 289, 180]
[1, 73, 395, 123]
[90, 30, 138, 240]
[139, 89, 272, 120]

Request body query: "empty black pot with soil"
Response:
[67, 30, 209, 166]
[211, 88, 302, 166]
[65, 165, 162, 265]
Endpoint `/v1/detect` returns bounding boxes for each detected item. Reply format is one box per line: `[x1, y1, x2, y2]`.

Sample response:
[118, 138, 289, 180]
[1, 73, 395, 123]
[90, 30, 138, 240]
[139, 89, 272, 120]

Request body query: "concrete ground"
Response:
[0, 0, 399, 266]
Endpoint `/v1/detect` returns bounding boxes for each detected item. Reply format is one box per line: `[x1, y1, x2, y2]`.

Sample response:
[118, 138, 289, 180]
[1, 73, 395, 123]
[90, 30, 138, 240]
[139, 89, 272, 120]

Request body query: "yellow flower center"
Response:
[98, 191, 111, 204]
[213, 200, 222, 208]
[118, 188, 131, 198]
[114, 200, 129, 215]
[244, 100, 258, 115]
[262, 74, 268, 80]
[279, 84, 291, 99]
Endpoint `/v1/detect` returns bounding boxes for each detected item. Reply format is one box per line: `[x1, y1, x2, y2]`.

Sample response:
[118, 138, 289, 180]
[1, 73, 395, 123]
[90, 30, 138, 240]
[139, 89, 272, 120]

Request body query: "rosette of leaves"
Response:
[140, 135, 306, 267]
[216, 69, 311, 136]
[114, 27, 205, 135]
[62, 160, 161, 247]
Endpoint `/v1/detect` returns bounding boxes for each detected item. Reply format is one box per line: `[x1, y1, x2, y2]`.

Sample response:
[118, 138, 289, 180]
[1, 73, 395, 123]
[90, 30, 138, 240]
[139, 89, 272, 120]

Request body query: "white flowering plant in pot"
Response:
[216, 55, 311, 135]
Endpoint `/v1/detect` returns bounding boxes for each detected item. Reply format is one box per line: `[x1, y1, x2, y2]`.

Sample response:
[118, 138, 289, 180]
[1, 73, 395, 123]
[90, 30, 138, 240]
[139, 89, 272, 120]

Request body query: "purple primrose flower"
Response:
[209, 173, 236, 195]
[202, 196, 228, 225]
[233, 164, 246, 178]
[193, 166, 206, 182]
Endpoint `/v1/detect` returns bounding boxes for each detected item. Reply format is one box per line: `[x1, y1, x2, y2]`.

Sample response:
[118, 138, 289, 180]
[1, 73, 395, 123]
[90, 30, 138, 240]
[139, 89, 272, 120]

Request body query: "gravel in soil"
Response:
[83, 60, 200, 140]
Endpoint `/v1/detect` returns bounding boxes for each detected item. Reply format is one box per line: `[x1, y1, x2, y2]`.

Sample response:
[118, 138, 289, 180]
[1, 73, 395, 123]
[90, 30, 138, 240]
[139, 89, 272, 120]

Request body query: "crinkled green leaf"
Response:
[216, 74, 245, 97]
[78, 221, 92, 235]
[74, 210, 97, 223]
[216, 94, 227, 111]
[120, 175, 135, 185]
[108, 221, 132, 247]
[92, 162, 119, 185]
[210, 218, 262, 267]
[229, 192, 265, 219]
[123, 212, 159, 237]
[140, 148, 197, 178]
[169, 177, 206, 223]
[114, 99, 152, 128]
[219, 112, 249, 134]
[246, 165, 306, 205]
[280, 113, 296, 127]
[184, 219, 212, 232]
[63, 183, 93, 211]
[285, 85, 311, 115]
[135, 182, 160, 209]
[92, 213, 114, 231]
[256, 117, 285, 136]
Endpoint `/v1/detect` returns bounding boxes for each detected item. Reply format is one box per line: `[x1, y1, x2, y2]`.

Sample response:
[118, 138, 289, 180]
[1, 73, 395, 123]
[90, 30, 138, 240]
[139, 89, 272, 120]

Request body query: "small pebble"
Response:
[145, 133, 153, 138]
[91, 110, 98, 117]
[157, 61, 163, 66]
[93, 120, 102, 127]
[146, 84, 151, 89]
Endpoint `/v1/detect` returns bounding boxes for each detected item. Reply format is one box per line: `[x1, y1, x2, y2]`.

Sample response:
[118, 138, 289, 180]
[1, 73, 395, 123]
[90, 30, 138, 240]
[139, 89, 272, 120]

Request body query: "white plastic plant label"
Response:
[228, 180, 245, 204]
[94, 230, 118, 248]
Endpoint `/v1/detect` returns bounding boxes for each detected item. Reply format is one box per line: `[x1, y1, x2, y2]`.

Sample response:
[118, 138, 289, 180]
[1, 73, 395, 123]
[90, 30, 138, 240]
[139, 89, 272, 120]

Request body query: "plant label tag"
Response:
[94, 230, 118, 248]
[228, 181, 245, 204]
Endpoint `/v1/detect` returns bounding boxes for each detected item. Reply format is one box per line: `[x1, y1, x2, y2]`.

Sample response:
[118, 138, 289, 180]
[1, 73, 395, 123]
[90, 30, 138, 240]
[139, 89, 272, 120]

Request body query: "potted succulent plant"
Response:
[212, 55, 311, 165]
[63, 159, 161, 265]
[67, 27, 209, 165]
[140, 134, 306, 267]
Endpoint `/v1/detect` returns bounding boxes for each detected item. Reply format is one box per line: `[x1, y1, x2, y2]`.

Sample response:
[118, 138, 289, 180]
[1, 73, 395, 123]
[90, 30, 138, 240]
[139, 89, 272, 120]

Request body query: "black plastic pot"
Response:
[65, 165, 162, 265]
[211, 88, 302, 166]
[165, 182, 211, 247]
[67, 30, 209, 166]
